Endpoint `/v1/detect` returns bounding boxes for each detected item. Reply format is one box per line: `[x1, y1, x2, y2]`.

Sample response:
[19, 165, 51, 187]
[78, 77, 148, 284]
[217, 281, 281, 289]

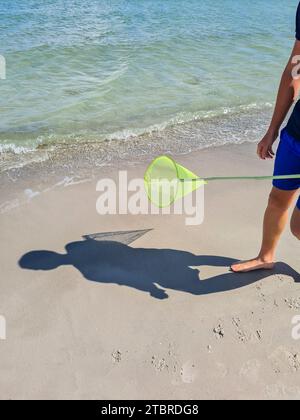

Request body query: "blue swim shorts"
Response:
[273, 127, 300, 209]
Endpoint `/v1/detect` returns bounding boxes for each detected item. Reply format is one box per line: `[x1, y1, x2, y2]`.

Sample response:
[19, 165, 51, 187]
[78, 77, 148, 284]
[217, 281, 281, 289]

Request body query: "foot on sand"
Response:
[231, 258, 275, 273]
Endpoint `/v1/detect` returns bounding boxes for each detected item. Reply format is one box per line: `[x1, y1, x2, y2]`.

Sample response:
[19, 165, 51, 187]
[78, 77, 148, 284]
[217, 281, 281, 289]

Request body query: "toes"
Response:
[230, 263, 242, 273]
[230, 261, 275, 274]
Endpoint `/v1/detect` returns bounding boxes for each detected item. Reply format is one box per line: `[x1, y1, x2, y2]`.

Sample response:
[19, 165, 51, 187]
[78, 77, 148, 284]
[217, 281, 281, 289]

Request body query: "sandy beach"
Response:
[0, 141, 300, 400]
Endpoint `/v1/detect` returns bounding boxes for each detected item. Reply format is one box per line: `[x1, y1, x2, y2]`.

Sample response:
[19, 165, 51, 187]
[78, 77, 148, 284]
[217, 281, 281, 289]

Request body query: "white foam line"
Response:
[0, 199, 19, 214]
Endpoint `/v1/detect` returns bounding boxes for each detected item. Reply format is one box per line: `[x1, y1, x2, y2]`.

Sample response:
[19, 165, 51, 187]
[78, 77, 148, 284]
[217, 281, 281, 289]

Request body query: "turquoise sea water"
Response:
[0, 0, 298, 163]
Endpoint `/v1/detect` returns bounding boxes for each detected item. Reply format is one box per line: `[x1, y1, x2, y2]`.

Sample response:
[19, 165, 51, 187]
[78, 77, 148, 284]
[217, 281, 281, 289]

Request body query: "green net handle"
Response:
[180, 175, 300, 182]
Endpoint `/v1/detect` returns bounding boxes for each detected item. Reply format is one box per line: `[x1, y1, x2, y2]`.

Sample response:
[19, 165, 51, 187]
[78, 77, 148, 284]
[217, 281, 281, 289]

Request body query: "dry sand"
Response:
[0, 142, 300, 400]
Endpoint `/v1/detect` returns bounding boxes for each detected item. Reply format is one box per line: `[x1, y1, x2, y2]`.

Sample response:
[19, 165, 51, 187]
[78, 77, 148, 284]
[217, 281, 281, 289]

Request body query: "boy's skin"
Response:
[231, 40, 300, 273]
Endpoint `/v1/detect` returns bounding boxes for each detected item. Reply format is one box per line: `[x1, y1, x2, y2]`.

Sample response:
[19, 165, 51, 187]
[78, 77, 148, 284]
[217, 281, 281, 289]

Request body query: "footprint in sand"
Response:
[284, 297, 300, 310]
[269, 346, 300, 373]
[213, 324, 225, 340]
[111, 350, 122, 363]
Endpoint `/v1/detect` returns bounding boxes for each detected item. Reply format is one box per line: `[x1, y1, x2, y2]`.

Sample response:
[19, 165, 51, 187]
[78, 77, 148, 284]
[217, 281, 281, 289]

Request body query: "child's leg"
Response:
[290, 199, 300, 239]
[232, 128, 300, 273]
[259, 187, 298, 260]
[231, 187, 297, 273]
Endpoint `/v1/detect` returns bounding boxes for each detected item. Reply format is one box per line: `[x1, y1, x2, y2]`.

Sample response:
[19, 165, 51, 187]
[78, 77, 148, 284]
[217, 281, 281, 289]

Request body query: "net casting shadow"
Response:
[19, 237, 300, 300]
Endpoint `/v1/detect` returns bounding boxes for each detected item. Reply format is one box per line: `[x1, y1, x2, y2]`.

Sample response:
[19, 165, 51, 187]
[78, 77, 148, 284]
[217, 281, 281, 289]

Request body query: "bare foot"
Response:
[231, 258, 275, 273]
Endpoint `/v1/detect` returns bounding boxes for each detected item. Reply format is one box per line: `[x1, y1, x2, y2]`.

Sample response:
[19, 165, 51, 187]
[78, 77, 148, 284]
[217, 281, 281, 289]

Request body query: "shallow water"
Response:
[0, 0, 298, 168]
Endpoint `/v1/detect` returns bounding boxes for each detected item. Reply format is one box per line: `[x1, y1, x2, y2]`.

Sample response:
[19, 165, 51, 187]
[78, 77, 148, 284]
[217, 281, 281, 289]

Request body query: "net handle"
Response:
[180, 175, 300, 182]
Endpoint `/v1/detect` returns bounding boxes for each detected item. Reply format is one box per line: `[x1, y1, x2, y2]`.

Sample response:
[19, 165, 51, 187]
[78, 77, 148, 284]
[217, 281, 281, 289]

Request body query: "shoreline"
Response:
[0, 105, 273, 176]
[0, 106, 275, 215]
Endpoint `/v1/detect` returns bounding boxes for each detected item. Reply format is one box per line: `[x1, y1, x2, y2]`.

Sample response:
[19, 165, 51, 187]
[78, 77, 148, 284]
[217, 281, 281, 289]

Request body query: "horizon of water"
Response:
[0, 0, 298, 167]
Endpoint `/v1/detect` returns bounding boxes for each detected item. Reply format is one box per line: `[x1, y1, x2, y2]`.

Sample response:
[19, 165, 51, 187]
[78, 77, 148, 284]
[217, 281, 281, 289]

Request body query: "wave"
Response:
[0, 101, 273, 157]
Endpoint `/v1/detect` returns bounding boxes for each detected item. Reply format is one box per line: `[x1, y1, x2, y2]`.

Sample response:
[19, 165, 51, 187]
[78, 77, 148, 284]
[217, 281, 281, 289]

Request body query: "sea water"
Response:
[0, 0, 298, 170]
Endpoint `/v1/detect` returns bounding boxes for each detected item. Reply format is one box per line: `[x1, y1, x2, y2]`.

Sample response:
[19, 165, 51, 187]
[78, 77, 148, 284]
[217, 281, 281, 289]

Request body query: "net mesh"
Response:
[144, 156, 206, 208]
